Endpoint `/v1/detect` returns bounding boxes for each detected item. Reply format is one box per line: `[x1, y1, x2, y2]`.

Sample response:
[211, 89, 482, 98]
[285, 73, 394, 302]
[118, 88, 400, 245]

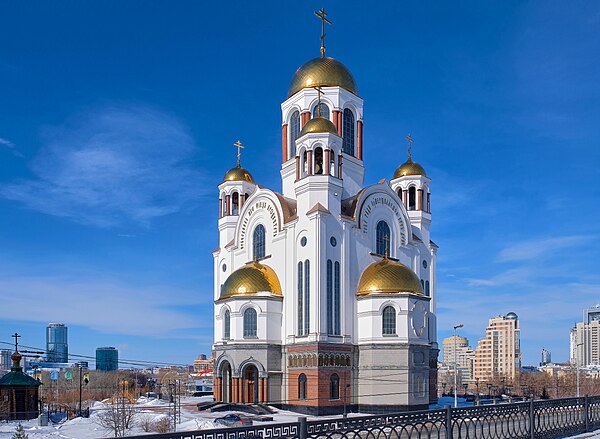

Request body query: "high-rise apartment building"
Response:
[473, 312, 521, 381]
[46, 323, 68, 363]
[441, 335, 474, 382]
[584, 304, 600, 324]
[541, 348, 551, 366]
[573, 320, 600, 367]
[96, 347, 118, 371]
[0, 349, 12, 371]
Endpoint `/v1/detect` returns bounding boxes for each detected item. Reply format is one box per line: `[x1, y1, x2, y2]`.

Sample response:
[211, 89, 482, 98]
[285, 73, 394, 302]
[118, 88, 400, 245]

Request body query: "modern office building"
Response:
[572, 320, 600, 367]
[541, 348, 551, 366]
[584, 305, 600, 324]
[46, 323, 68, 363]
[96, 347, 118, 371]
[0, 349, 12, 371]
[473, 312, 521, 381]
[441, 335, 474, 382]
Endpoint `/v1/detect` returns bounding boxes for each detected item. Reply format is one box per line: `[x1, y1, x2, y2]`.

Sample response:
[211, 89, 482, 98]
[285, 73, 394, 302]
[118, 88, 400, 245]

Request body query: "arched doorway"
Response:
[220, 361, 232, 403]
[243, 364, 259, 404]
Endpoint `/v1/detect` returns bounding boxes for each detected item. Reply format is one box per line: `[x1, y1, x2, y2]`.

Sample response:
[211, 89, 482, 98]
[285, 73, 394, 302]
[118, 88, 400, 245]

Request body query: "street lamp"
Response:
[453, 323, 464, 408]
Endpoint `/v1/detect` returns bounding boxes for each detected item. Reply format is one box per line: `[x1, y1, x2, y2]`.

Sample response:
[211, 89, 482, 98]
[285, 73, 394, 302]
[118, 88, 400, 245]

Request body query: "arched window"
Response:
[421, 279, 425, 289]
[290, 111, 301, 154]
[425, 280, 430, 296]
[334, 261, 340, 335]
[253, 224, 266, 260]
[304, 260, 310, 335]
[297, 262, 303, 336]
[327, 260, 333, 335]
[330, 374, 340, 400]
[329, 150, 336, 176]
[342, 109, 355, 156]
[231, 192, 239, 215]
[243, 308, 257, 337]
[314, 147, 324, 175]
[427, 192, 431, 213]
[312, 103, 330, 119]
[382, 306, 396, 335]
[376, 221, 391, 256]
[223, 310, 231, 339]
[298, 374, 307, 400]
[302, 150, 308, 177]
[397, 188, 403, 203]
[408, 186, 416, 211]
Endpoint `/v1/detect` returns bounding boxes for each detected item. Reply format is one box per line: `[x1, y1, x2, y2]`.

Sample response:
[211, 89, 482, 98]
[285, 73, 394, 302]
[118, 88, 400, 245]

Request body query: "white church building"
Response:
[212, 16, 438, 414]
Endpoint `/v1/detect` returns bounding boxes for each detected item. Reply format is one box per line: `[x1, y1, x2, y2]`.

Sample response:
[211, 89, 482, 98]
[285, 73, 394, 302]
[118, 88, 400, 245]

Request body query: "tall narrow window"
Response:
[290, 111, 300, 154]
[298, 374, 307, 400]
[376, 221, 391, 256]
[312, 103, 330, 119]
[327, 260, 333, 335]
[330, 374, 340, 400]
[342, 109, 355, 156]
[314, 147, 324, 175]
[243, 308, 257, 337]
[297, 262, 303, 336]
[223, 310, 231, 339]
[334, 261, 340, 335]
[253, 224, 266, 260]
[425, 280, 430, 296]
[382, 306, 396, 335]
[231, 192, 239, 215]
[304, 260, 310, 335]
[408, 187, 416, 211]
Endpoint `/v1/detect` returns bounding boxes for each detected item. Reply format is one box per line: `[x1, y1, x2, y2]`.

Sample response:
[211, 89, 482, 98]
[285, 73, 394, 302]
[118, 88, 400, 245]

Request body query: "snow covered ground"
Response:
[2, 396, 599, 439]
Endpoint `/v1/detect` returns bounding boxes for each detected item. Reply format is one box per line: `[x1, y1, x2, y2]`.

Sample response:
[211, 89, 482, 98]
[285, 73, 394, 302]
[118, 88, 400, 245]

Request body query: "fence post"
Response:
[445, 405, 452, 439]
[585, 395, 590, 433]
[529, 398, 535, 439]
[298, 416, 307, 439]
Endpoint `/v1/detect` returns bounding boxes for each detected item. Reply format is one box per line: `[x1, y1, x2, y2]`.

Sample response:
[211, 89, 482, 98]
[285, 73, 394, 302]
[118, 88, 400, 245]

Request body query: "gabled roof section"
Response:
[306, 202, 330, 216]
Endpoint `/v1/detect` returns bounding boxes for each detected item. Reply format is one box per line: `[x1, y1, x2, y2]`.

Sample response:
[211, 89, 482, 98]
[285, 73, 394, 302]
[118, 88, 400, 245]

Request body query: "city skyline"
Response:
[1, 1, 599, 366]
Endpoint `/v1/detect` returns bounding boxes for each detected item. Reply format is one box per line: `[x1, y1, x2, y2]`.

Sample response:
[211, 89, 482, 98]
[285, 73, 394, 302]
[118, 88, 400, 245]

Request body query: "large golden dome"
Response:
[223, 166, 254, 184]
[288, 57, 358, 97]
[393, 159, 427, 178]
[299, 117, 338, 137]
[357, 258, 423, 296]
[219, 261, 282, 300]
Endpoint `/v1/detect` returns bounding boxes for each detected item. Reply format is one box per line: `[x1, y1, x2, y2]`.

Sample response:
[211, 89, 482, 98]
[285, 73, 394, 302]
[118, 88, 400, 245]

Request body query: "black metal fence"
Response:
[103, 395, 600, 439]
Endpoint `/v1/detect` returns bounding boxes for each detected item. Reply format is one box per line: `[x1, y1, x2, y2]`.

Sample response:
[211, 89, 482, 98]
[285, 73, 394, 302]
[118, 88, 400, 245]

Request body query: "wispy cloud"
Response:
[0, 136, 24, 158]
[497, 235, 592, 262]
[1, 105, 206, 228]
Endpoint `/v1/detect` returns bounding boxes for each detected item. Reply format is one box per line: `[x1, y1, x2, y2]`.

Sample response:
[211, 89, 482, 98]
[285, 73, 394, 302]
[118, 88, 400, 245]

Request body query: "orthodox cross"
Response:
[12, 332, 20, 352]
[406, 133, 414, 161]
[314, 8, 331, 58]
[314, 86, 324, 117]
[383, 235, 390, 258]
[234, 140, 244, 167]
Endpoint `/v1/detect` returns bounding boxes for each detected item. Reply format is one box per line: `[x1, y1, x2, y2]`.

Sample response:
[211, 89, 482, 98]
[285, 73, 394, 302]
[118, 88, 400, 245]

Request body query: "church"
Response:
[212, 10, 438, 414]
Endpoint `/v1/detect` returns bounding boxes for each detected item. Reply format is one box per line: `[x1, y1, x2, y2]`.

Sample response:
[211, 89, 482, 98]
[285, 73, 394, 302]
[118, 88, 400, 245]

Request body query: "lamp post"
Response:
[453, 323, 464, 408]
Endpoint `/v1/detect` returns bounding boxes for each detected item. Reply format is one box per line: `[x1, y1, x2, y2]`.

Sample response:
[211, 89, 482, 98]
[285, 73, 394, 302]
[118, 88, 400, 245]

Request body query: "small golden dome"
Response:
[219, 261, 282, 300]
[299, 117, 338, 137]
[223, 166, 254, 184]
[393, 159, 427, 178]
[288, 57, 358, 97]
[357, 258, 423, 296]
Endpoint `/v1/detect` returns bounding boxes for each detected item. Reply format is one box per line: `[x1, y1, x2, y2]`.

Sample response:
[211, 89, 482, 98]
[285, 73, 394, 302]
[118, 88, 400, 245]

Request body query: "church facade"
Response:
[212, 24, 438, 414]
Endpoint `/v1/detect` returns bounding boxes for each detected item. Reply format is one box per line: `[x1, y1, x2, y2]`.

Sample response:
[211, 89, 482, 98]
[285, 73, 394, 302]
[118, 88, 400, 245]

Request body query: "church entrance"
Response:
[243, 365, 259, 404]
[220, 362, 232, 403]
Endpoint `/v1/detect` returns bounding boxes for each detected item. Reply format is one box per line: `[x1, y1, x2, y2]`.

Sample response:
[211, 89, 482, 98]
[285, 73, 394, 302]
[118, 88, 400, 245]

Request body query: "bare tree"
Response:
[94, 398, 138, 438]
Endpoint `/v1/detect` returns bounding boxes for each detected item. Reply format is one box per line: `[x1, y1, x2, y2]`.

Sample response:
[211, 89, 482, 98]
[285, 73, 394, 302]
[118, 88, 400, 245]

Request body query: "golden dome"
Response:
[219, 261, 282, 300]
[288, 57, 358, 97]
[299, 117, 338, 137]
[357, 258, 423, 296]
[223, 166, 254, 184]
[393, 159, 427, 178]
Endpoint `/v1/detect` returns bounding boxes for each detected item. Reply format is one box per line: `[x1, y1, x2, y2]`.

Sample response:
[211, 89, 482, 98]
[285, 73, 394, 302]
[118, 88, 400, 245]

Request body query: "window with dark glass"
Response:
[253, 224, 266, 260]
[304, 260, 310, 335]
[243, 308, 257, 337]
[425, 280, 430, 296]
[298, 262, 303, 335]
[330, 374, 340, 400]
[224, 310, 231, 339]
[382, 306, 396, 335]
[334, 261, 340, 335]
[290, 111, 300, 152]
[408, 186, 416, 211]
[314, 147, 324, 174]
[298, 374, 307, 400]
[312, 103, 330, 119]
[342, 109, 355, 156]
[376, 220, 391, 256]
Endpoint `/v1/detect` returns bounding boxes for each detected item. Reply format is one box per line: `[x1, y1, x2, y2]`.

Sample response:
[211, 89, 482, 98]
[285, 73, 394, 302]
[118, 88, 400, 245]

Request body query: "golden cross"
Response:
[234, 140, 244, 167]
[406, 133, 414, 161]
[12, 332, 20, 352]
[314, 8, 331, 58]
[383, 235, 390, 258]
[314, 86, 324, 117]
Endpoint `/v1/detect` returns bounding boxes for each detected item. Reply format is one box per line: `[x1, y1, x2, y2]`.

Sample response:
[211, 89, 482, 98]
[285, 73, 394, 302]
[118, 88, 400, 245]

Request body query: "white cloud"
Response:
[0, 136, 24, 158]
[497, 235, 591, 262]
[1, 105, 206, 227]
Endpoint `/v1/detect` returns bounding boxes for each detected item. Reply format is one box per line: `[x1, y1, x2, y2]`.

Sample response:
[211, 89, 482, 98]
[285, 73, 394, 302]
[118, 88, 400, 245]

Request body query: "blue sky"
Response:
[0, 1, 598, 368]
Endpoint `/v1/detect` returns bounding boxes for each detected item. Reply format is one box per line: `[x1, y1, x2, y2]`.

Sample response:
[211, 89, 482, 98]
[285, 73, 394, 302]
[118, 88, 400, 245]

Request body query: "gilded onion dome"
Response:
[299, 117, 338, 137]
[219, 261, 282, 300]
[393, 159, 427, 179]
[288, 57, 358, 97]
[223, 166, 254, 184]
[357, 258, 423, 296]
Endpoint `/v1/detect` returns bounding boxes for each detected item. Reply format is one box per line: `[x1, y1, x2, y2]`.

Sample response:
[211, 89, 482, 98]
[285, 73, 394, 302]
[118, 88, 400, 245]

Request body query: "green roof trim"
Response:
[0, 369, 42, 387]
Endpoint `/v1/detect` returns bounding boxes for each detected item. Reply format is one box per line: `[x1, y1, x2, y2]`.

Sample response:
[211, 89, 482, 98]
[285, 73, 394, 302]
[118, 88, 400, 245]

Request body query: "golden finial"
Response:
[383, 235, 390, 259]
[405, 133, 414, 161]
[314, 8, 331, 58]
[313, 86, 324, 117]
[234, 140, 244, 167]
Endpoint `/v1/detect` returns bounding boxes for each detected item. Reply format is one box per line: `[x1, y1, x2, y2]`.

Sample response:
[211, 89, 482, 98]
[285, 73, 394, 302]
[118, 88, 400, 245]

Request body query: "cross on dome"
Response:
[313, 86, 325, 117]
[314, 8, 331, 58]
[406, 133, 414, 161]
[234, 140, 245, 167]
[12, 332, 20, 352]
